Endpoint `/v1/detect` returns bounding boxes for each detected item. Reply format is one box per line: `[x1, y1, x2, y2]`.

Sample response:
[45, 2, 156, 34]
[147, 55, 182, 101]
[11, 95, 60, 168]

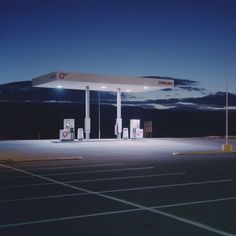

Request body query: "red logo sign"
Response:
[58, 73, 67, 80]
[62, 131, 69, 137]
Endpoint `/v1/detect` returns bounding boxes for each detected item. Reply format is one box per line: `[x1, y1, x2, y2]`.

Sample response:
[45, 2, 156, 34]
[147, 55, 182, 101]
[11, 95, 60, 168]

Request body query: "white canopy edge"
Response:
[32, 71, 174, 93]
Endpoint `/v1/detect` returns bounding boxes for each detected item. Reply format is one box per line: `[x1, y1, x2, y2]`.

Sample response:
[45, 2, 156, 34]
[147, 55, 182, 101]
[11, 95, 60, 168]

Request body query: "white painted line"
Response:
[0, 182, 50, 189]
[10, 160, 114, 168]
[0, 172, 187, 189]
[0, 179, 233, 204]
[1, 195, 236, 232]
[43, 166, 155, 176]
[153, 196, 236, 209]
[60, 172, 187, 183]
[25, 162, 126, 171]
[0, 208, 140, 229]
[9, 160, 85, 168]
[0, 163, 233, 236]
[150, 210, 235, 236]
[100, 179, 233, 194]
[0, 175, 37, 180]
[0, 166, 155, 180]
[0, 192, 89, 204]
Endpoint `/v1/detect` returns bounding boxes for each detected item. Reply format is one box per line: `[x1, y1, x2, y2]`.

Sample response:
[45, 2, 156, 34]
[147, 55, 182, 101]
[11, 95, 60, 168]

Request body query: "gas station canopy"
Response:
[32, 71, 174, 141]
[32, 71, 174, 92]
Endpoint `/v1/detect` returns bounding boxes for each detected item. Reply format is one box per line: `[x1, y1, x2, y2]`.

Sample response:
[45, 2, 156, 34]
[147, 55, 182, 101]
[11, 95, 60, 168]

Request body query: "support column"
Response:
[116, 88, 122, 139]
[222, 63, 233, 152]
[85, 86, 91, 141]
[98, 91, 101, 139]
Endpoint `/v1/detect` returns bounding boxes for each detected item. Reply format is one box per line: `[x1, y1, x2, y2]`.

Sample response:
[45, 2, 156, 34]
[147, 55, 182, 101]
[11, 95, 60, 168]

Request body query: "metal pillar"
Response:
[222, 62, 233, 152]
[225, 63, 229, 145]
[116, 88, 122, 139]
[85, 86, 91, 141]
[98, 91, 101, 139]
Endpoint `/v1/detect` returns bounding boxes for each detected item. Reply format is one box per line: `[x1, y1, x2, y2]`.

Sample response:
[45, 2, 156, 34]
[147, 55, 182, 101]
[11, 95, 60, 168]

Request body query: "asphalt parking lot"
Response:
[0, 148, 236, 236]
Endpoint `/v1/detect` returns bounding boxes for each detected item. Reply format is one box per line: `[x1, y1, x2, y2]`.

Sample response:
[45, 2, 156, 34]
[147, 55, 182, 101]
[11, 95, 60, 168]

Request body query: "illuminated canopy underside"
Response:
[32, 71, 174, 92]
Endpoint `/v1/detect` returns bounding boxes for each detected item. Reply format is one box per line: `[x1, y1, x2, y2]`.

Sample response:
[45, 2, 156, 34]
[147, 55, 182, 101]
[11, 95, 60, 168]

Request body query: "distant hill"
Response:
[1, 80, 236, 111]
[0, 100, 235, 140]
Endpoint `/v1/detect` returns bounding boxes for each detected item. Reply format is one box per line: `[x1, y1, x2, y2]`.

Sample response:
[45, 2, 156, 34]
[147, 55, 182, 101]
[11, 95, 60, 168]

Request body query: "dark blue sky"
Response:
[1, 0, 236, 100]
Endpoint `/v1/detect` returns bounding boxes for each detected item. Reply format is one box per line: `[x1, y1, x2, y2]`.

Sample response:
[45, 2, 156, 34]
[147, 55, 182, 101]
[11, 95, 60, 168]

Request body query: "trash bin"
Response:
[77, 128, 84, 141]
[123, 128, 129, 139]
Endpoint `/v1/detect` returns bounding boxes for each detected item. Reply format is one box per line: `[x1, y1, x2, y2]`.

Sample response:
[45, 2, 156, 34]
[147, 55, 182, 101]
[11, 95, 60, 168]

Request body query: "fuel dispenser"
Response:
[130, 119, 143, 139]
[59, 119, 75, 141]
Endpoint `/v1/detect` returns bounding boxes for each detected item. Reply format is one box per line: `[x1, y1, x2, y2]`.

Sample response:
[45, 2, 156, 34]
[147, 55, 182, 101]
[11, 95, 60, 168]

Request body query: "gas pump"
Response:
[130, 119, 143, 139]
[59, 119, 75, 141]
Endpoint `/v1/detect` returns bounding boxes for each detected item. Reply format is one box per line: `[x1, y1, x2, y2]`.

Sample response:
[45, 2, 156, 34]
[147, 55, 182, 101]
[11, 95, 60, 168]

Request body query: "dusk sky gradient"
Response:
[1, 0, 236, 102]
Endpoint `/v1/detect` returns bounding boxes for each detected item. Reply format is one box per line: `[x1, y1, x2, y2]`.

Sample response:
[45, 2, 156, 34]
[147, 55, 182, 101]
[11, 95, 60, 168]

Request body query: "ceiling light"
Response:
[101, 86, 107, 89]
[144, 86, 149, 89]
[56, 85, 63, 89]
[126, 89, 131, 92]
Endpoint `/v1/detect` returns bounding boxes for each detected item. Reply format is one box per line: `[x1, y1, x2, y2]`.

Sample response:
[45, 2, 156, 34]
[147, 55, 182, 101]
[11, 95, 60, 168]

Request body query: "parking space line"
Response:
[0, 166, 155, 180]
[153, 196, 236, 209]
[9, 160, 117, 168]
[0, 179, 233, 204]
[43, 166, 154, 176]
[0, 208, 234, 236]
[10, 160, 84, 167]
[1, 194, 236, 232]
[0, 172, 187, 189]
[0, 208, 141, 229]
[0, 192, 89, 204]
[62, 172, 188, 183]
[0, 163, 233, 236]
[1, 196, 236, 234]
[151, 210, 235, 236]
[24, 163, 126, 171]
[100, 179, 233, 194]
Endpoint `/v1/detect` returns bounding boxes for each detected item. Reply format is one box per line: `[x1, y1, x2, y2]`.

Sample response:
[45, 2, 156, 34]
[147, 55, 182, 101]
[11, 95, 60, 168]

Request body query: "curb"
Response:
[172, 151, 236, 156]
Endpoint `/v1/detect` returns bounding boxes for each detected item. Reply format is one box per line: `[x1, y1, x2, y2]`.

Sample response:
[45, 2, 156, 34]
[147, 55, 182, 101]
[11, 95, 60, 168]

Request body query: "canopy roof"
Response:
[32, 71, 174, 92]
